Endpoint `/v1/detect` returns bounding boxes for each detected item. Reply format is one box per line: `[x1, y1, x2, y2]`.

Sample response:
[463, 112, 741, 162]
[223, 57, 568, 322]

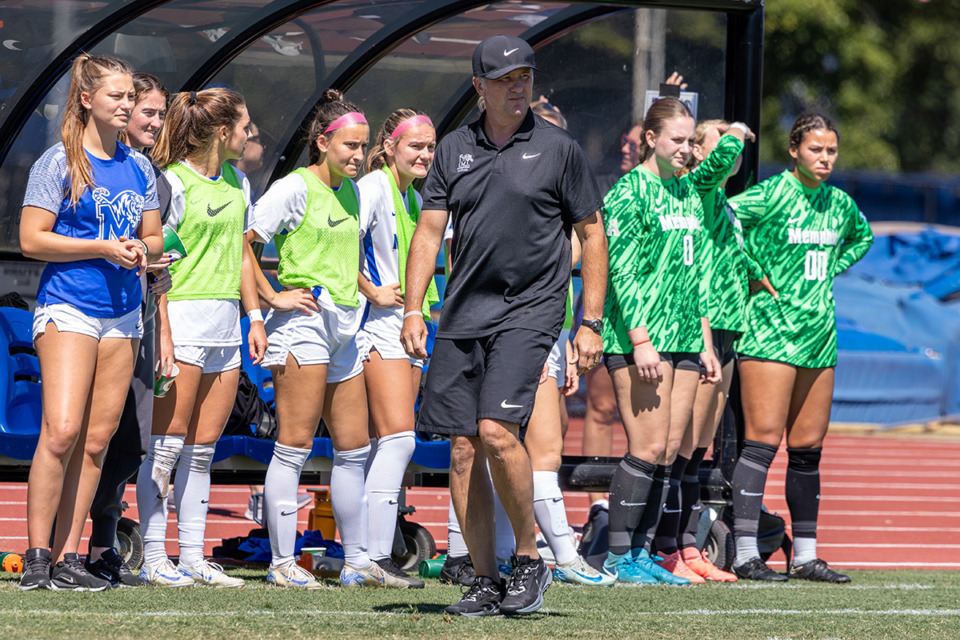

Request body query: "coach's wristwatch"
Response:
[582, 318, 603, 335]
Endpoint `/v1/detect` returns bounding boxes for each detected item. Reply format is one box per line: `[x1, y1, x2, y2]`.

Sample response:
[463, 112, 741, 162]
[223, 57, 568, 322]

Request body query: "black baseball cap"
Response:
[472, 34, 537, 79]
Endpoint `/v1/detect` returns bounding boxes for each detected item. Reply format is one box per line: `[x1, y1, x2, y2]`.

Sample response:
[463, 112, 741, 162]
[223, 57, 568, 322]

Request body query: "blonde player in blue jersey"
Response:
[246, 89, 383, 589]
[356, 108, 437, 588]
[136, 88, 266, 588]
[19, 54, 162, 591]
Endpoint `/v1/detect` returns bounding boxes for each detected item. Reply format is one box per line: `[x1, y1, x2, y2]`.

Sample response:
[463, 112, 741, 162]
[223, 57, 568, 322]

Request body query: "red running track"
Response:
[1, 426, 958, 570]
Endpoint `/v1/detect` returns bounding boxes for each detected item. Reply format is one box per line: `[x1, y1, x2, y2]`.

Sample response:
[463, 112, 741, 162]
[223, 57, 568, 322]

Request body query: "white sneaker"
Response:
[267, 560, 324, 590]
[339, 561, 385, 588]
[554, 554, 616, 586]
[140, 559, 195, 588]
[177, 560, 245, 589]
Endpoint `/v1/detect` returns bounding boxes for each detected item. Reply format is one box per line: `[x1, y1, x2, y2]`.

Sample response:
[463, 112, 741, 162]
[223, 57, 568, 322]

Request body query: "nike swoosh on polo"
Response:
[504, 48, 519, 56]
[501, 400, 523, 409]
[619, 500, 645, 507]
[739, 489, 764, 497]
[328, 216, 349, 228]
[280, 509, 297, 517]
[207, 202, 230, 217]
[522, 152, 540, 159]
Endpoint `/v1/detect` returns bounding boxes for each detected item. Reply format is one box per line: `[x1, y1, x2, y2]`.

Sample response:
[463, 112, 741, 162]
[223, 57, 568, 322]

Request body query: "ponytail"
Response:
[305, 89, 363, 165]
[61, 53, 133, 206]
[151, 87, 245, 168]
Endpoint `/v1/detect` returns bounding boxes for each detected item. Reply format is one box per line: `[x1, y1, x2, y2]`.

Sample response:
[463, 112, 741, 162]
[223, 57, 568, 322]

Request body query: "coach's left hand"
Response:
[571, 325, 602, 375]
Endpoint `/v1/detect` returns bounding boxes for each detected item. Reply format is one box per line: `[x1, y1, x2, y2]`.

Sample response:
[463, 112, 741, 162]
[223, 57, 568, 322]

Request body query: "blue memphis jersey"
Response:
[24, 142, 159, 317]
[358, 170, 419, 330]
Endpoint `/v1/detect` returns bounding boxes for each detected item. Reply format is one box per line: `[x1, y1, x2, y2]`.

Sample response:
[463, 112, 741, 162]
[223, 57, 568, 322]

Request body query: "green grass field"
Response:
[2, 568, 959, 639]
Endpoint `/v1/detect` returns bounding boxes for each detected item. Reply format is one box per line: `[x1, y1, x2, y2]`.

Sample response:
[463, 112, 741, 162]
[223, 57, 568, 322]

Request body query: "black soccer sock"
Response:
[607, 453, 657, 556]
[653, 457, 688, 555]
[631, 464, 668, 553]
[679, 447, 707, 550]
[786, 447, 822, 563]
[731, 440, 779, 563]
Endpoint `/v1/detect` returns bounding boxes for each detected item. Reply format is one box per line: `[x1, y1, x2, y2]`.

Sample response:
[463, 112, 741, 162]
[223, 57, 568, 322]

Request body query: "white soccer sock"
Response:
[734, 536, 761, 567]
[447, 500, 469, 558]
[364, 437, 378, 477]
[533, 470, 577, 565]
[792, 537, 818, 566]
[136, 434, 184, 567]
[492, 478, 515, 562]
[365, 432, 416, 561]
[173, 443, 216, 567]
[332, 444, 371, 567]
[265, 443, 311, 566]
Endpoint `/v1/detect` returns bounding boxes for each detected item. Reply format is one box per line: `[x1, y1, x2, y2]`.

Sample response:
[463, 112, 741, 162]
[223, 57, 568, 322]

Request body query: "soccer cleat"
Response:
[177, 560, 245, 588]
[788, 558, 851, 584]
[655, 551, 705, 584]
[18, 548, 52, 591]
[733, 557, 788, 582]
[141, 558, 196, 587]
[339, 561, 386, 587]
[602, 551, 656, 584]
[267, 560, 324, 589]
[632, 549, 690, 586]
[85, 548, 146, 588]
[444, 575, 504, 617]
[375, 557, 425, 589]
[439, 554, 476, 587]
[499, 554, 553, 615]
[683, 550, 738, 582]
[553, 554, 616, 586]
[50, 553, 111, 591]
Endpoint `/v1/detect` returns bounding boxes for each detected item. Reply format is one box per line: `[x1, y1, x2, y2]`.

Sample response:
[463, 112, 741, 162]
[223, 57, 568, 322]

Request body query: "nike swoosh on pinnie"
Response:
[207, 202, 229, 217]
[328, 216, 348, 228]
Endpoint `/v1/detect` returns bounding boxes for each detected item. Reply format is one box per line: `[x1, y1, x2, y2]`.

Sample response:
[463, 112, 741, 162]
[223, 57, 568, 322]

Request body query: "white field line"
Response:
[2, 607, 959, 618]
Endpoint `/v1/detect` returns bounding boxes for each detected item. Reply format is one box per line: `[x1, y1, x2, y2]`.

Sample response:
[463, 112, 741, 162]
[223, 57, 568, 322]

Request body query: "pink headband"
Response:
[323, 111, 367, 134]
[390, 115, 434, 140]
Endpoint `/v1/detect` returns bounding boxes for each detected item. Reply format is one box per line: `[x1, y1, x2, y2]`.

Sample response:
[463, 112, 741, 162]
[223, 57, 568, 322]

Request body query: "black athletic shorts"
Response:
[603, 350, 700, 373]
[711, 329, 741, 367]
[417, 328, 554, 436]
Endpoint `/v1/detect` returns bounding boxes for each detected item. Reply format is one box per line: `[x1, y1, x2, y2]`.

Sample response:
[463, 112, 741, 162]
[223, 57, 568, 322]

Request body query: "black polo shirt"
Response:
[422, 110, 601, 339]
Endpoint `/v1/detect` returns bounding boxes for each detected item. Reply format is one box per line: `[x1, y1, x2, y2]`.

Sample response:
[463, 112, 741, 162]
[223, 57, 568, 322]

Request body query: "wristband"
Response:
[135, 238, 149, 255]
[247, 309, 264, 323]
[632, 339, 651, 347]
[403, 310, 423, 320]
[729, 122, 750, 135]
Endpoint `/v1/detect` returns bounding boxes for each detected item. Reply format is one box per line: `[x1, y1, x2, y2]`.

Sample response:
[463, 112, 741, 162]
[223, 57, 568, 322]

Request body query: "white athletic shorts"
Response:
[358, 325, 424, 369]
[174, 344, 241, 374]
[545, 329, 570, 388]
[261, 306, 363, 383]
[33, 302, 142, 341]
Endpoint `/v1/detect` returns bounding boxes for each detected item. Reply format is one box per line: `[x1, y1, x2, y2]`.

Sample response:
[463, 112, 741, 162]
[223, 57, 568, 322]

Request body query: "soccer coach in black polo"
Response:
[401, 35, 608, 616]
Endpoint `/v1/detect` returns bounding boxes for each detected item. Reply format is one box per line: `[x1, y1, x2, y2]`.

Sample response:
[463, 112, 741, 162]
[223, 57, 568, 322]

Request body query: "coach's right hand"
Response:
[401, 313, 429, 360]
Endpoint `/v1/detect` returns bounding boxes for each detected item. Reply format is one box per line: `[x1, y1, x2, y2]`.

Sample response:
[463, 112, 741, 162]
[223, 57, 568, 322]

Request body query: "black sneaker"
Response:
[85, 548, 146, 588]
[444, 575, 504, 617]
[788, 558, 851, 584]
[19, 548, 52, 591]
[439, 554, 476, 587]
[499, 554, 553, 615]
[50, 553, 111, 591]
[375, 557, 425, 589]
[733, 557, 788, 582]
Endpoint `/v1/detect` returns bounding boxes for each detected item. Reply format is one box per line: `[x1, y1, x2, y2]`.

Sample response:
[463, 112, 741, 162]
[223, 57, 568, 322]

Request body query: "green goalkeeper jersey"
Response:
[688, 135, 763, 334]
[729, 170, 873, 368]
[601, 165, 706, 355]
